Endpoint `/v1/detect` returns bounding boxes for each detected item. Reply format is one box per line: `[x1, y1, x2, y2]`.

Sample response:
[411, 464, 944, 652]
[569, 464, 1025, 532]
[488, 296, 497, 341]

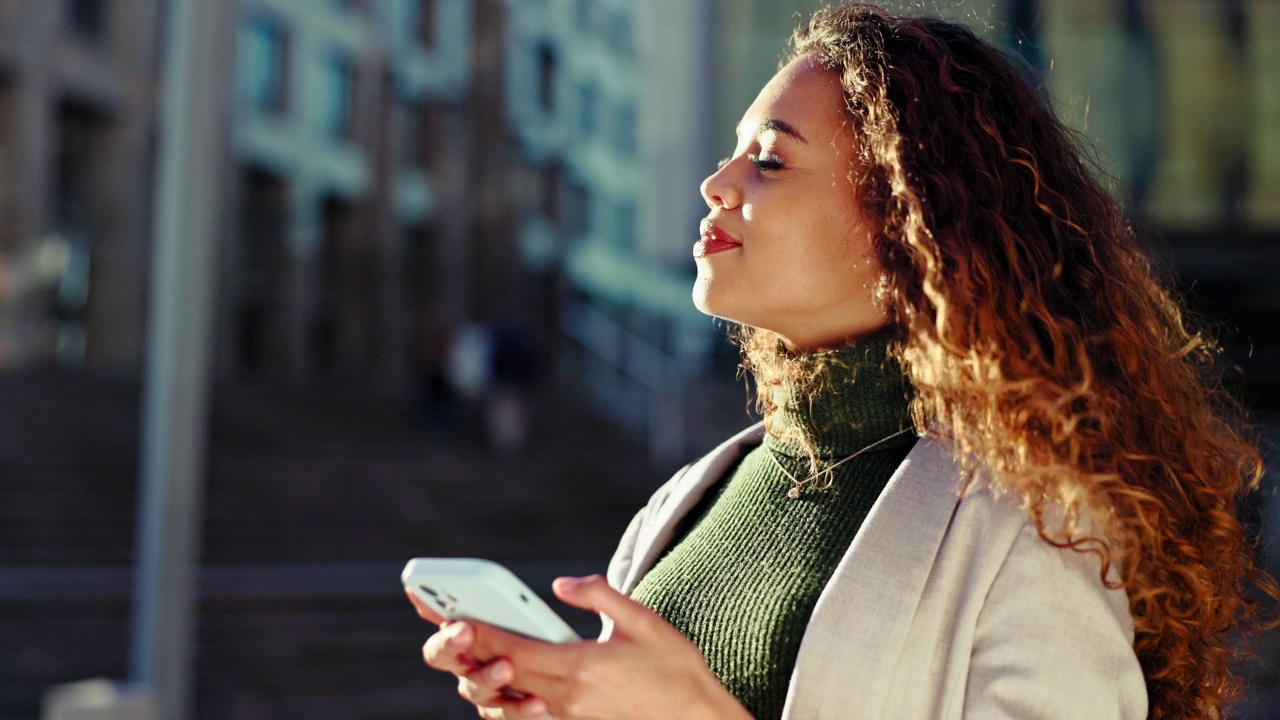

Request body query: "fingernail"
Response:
[445, 622, 470, 644]
[487, 661, 511, 685]
[557, 576, 581, 590]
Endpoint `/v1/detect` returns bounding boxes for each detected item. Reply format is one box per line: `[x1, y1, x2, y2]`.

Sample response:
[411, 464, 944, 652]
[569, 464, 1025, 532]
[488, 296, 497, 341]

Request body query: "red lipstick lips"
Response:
[694, 223, 741, 258]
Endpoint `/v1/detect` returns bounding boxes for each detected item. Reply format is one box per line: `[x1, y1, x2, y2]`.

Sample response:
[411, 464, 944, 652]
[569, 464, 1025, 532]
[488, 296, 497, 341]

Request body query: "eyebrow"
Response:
[735, 118, 808, 145]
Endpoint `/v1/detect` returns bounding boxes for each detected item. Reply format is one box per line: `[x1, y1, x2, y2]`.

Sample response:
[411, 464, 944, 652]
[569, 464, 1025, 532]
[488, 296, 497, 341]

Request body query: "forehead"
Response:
[739, 55, 848, 138]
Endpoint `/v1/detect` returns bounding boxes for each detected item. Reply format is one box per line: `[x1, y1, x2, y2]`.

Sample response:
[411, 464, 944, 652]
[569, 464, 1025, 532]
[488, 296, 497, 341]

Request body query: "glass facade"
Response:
[319, 52, 356, 140]
[67, 0, 108, 41]
[237, 15, 288, 115]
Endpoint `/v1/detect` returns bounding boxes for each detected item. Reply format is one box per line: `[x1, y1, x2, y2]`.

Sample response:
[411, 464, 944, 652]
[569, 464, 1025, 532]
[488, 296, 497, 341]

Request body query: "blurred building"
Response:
[1035, 0, 1280, 389]
[0, 0, 1277, 421]
[503, 0, 827, 460]
[220, 0, 478, 388]
[505, 0, 1280, 462]
[506, 0, 690, 461]
[0, 0, 162, 368]
[0, 0, 492, 393]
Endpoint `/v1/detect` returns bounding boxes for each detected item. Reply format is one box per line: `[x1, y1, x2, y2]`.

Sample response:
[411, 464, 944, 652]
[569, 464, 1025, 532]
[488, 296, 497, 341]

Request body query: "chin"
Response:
[692, 280, 742, 322]
[691, 271, 717, 317]
[692, 270, 771, 327]
[692, 292, 755, 331]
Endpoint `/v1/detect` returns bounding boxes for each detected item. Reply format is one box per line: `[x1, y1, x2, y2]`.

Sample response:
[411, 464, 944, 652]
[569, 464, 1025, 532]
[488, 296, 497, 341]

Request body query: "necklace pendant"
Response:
[768, 427, 913, 501]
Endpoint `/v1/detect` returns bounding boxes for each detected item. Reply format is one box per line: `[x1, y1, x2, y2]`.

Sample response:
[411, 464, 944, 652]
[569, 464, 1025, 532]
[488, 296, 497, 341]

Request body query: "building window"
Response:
[238, 16, 289, 115]
[536, 44, 556, 113]
[314, 196, 363, 374]
[416, 0, 435, 47]
[607, 10, 633, 58]
[615, 201, 636, 251]
[540, 162, 563, 223]
[236, 166, 289, 377]
[53, 100, 107, 230]
[574, 0, 594, 35]
[389, 0, 434, 47]
[320, 53, 356, 140]
[564, 180, 589, 238]
[578, 84, 597, 138]
[397, 98, 435, 170]
[613, 103, 636, 156]
[397, 99, 421, 168]
[67, 0, 108, 41]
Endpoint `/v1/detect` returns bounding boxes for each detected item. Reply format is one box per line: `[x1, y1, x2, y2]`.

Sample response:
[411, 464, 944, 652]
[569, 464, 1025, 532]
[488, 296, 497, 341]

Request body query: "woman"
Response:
[414, 4, 1275, 718]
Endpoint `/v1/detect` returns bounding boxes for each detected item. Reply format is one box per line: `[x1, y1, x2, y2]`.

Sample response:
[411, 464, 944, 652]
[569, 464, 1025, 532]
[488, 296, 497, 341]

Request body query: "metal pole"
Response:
[129, 0, 228, 718]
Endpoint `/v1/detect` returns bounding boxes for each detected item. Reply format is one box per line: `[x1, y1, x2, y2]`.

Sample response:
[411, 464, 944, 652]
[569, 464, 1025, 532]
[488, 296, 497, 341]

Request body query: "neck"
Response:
[763, 331, 914, 459]
[775, 319, 892, 355]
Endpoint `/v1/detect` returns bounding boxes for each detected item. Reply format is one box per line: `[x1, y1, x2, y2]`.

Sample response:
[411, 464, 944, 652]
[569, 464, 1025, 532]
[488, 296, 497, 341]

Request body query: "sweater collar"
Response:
[762, 331, 915, 459]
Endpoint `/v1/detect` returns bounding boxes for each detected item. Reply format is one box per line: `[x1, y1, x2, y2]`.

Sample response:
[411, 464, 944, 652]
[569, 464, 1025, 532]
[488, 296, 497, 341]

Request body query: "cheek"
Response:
[825, 200, 882, 281]
[785, 215, 879, 291]
[807, 256, 880, 308]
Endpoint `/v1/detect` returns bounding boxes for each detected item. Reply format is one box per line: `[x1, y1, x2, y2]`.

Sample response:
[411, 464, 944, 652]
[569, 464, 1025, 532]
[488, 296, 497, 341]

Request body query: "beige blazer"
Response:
[605, 423, 1148, 719]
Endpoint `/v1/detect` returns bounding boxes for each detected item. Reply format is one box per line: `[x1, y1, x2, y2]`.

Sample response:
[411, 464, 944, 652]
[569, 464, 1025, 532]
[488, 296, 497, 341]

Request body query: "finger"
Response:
[512, 694, 550, 717]
[470, 621, 573, 671]
[458, 662, 550, 718]
[463, 657, 515, 697]
[469, 622, 590, 700]
[423, 621, 482, 673]
[468, 692, 549, 720]
[552, 574, 660, 636]
[405, 587, 445, 624]
[459, 659, 544, 705]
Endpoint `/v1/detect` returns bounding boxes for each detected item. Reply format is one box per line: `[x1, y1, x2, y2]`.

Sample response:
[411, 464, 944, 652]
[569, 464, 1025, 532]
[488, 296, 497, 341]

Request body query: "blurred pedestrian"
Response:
[445, 322, 493, 404]
[484, 321, 537, 455]
[419, 314, 458, 437]
[438, 320, 493, 441]
[416, 4, 1277, 718]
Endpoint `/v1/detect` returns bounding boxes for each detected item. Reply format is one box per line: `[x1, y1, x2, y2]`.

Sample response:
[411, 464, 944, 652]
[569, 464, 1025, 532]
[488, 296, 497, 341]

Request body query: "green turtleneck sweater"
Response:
[629, 336, 916, 720]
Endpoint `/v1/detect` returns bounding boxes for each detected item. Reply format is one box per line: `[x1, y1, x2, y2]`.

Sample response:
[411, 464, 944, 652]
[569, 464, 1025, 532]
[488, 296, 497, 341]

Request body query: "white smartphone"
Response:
[401, 558, 581, 643]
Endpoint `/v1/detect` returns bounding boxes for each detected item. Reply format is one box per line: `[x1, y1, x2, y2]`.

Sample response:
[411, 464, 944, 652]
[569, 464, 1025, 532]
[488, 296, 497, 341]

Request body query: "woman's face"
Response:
[694, 55, 888, 351]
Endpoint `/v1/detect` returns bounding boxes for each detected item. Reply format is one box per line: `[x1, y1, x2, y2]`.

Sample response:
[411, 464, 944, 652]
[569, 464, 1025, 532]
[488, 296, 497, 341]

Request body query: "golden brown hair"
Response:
[734, 4, 1277, 717]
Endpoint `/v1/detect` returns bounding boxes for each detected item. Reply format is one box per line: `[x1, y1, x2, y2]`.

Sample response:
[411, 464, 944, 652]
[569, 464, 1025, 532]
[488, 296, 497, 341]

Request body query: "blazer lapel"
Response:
[618, 422, 766, 594]
[783, 434, 964, 719]
[616, 424, 966, 719]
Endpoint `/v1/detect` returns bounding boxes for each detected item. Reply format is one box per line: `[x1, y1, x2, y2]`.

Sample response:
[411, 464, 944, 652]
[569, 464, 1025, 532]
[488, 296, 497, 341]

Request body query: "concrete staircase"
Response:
[0, 369, 709, 719]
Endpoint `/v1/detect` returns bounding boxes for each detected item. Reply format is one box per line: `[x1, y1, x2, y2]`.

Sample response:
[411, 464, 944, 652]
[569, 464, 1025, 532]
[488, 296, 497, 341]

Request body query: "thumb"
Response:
[552, 574, 660, 637]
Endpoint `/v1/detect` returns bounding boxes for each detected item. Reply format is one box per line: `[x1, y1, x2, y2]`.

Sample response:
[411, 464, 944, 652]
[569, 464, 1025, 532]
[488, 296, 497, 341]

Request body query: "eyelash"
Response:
[717, 154, 785, 171]
[749, 154, 784, 171]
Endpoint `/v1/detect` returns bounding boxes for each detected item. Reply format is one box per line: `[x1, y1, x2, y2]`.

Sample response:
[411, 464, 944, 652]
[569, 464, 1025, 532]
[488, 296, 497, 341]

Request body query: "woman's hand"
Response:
[414, 575, 753, 720]
[411, 589, 550, 718]
[421, 621, 551, 718]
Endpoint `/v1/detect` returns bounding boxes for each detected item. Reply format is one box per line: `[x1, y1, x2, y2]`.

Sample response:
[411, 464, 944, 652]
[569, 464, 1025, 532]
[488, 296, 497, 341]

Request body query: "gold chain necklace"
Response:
[766, 427, 913, 499]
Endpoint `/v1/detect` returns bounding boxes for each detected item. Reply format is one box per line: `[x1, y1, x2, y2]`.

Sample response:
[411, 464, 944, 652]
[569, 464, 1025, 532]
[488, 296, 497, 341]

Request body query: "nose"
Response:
[700, 158, 742, 210]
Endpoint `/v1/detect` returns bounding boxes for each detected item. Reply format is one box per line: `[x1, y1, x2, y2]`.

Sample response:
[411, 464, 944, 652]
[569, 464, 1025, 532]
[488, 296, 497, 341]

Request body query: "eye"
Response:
[748, 153, 784, 171]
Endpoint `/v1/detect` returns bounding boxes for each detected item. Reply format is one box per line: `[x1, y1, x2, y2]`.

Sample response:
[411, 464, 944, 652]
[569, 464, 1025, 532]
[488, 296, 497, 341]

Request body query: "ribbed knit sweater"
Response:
[629, 336, 916, 720]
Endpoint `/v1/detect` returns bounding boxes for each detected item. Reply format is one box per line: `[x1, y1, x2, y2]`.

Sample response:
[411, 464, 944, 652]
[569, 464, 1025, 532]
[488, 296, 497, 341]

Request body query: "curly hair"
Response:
[731, 4, 1279, 717]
